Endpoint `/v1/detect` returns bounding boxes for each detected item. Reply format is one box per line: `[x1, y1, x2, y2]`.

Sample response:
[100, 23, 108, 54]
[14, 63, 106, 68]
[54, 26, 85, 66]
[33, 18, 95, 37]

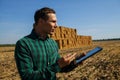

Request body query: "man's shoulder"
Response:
[16, 35, 31, 45]
[18, 35, 29, 41]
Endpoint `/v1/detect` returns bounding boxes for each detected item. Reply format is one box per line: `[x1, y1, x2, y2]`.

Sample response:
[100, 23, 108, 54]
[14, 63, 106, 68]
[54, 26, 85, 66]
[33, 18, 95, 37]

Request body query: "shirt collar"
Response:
[29, 29, 49, 40]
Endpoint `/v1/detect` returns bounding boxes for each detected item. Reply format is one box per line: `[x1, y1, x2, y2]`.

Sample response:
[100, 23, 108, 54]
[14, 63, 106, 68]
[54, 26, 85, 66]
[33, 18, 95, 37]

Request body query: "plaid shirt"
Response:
[15, 29, 61, 80]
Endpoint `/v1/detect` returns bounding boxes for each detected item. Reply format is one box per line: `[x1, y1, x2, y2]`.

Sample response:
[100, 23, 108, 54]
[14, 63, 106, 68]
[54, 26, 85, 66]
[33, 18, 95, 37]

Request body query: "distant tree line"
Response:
[0, 38, 120, 46]
[93, 38, 120, 41]
[0, 44, 15, 47]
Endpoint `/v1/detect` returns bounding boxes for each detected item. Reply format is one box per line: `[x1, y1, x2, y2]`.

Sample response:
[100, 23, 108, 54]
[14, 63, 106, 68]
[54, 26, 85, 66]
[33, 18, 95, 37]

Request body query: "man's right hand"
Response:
[57, 53, 77, 68]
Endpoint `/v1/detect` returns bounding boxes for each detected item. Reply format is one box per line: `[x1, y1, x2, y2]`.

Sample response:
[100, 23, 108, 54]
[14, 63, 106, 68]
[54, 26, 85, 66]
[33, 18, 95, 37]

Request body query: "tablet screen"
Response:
[76, 47, 103, 64]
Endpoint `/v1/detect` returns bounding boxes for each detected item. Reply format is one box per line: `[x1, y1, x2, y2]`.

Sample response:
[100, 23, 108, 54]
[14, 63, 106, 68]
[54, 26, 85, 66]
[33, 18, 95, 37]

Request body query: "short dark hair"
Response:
[34, 7, 56, 24]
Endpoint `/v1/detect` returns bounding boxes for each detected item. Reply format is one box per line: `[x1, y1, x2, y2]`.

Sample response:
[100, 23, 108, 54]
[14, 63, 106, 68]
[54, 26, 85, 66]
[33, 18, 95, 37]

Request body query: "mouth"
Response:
[51, 29, 55, 32]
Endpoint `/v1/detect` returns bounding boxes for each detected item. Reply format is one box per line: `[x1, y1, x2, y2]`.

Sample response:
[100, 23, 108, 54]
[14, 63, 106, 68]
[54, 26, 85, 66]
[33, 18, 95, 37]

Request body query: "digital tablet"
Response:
[75, 47, 103, 64]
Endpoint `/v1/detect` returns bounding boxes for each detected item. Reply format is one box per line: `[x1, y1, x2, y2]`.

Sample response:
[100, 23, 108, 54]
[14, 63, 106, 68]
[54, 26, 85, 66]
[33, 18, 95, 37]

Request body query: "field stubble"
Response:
[0, 40, 120, 80]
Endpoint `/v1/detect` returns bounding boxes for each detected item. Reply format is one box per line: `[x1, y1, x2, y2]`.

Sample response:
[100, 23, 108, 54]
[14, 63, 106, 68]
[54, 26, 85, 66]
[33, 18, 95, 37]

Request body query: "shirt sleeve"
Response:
[14, 40, 61, 80]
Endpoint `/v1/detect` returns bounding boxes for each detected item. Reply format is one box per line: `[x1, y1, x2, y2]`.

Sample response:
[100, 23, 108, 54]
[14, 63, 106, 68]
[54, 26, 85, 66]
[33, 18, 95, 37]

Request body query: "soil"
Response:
[0, 40, 120, 80]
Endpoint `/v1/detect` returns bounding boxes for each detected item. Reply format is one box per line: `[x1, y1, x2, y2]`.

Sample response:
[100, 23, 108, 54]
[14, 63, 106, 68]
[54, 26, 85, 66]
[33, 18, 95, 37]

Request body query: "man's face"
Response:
[37, 13, 57, 35]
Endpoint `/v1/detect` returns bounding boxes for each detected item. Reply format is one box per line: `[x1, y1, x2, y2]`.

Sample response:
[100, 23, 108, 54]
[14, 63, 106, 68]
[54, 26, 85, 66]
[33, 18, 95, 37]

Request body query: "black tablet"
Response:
[75, 47, 103, 64]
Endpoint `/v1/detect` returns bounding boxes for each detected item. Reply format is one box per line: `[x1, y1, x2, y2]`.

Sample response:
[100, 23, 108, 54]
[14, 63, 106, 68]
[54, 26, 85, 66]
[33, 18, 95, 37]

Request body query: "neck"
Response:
[39, 33, 47, 40]
[34, 28, 47, 40]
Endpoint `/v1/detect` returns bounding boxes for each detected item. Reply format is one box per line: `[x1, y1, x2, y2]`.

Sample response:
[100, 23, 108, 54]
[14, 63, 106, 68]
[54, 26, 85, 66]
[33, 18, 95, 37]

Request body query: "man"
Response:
[15, 7, 80, 80]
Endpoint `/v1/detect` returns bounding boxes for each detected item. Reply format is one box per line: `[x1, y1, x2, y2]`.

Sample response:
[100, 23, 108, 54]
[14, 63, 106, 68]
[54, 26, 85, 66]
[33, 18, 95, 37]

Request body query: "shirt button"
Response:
[48, 62, 49, 65]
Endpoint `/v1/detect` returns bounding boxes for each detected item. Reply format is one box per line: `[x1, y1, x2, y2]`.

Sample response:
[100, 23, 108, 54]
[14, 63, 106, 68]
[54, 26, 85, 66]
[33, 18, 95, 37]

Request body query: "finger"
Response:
[64, 53, 72, 58]
[73, 53, 77, 56]
[82, 52, 86, 55]
[67, 53, 77, 61]
[62, 54, 72, 63]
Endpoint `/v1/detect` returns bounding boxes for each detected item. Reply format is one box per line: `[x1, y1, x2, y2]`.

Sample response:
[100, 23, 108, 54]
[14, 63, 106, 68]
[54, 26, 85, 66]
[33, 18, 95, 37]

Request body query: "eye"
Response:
[52, 21, 56, 23]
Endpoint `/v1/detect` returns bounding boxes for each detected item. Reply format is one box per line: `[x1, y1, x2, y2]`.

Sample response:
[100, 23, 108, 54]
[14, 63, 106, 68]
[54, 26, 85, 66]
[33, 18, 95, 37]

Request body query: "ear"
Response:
[38, 18, 45, 24]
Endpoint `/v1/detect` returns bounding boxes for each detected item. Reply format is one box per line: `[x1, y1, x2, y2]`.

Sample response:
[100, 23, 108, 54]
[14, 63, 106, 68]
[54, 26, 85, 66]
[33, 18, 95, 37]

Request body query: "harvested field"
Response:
[0, 40, 120, 80]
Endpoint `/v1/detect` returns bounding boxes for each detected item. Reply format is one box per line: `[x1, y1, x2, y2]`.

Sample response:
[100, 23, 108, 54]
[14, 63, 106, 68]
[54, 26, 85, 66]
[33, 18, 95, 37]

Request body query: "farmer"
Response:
[15, 7, 83, 80]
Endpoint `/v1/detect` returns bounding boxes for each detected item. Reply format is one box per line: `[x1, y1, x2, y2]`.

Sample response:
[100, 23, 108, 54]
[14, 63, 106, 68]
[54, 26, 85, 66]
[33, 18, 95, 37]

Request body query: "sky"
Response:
[0, 0, 120, 44]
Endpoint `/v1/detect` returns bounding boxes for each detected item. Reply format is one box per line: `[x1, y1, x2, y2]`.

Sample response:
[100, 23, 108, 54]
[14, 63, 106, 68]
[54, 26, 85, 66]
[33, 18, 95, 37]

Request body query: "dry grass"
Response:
[0, 40, 120, 80]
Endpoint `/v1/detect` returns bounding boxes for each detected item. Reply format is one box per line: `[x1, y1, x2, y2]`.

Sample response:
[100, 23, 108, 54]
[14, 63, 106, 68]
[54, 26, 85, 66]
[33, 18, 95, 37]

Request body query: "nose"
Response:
[54, 23, 58, 28]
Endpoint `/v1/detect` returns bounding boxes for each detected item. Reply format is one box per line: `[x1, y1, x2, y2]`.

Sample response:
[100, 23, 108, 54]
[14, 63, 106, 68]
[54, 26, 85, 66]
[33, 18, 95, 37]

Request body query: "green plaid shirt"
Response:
[15, 29, 61, 80]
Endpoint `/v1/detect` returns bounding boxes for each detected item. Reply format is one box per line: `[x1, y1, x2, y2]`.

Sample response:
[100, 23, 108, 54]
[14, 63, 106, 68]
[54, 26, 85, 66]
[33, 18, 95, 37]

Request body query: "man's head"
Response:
[34, 7, 57, 35]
